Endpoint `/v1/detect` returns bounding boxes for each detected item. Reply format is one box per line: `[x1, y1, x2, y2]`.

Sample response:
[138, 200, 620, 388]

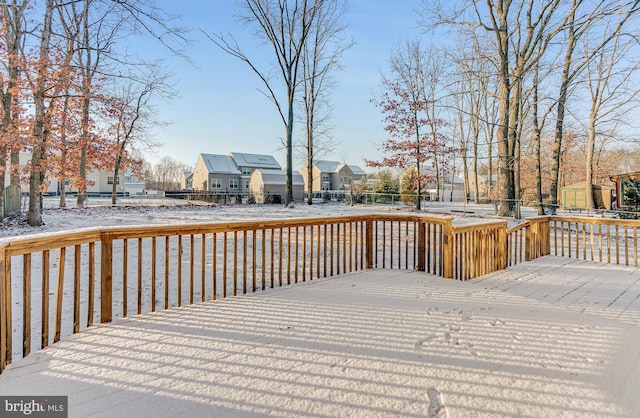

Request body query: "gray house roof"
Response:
[231, 152, 281, 170]
[349, 165, 367, 176]
[314, 160, 342, 173]
[255, 169, 304, 186]
[200, 154, 240, 175]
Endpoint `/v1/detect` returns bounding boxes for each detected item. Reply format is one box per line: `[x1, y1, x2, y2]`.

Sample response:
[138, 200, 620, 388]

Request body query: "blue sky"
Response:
[144, 1, 427, 170]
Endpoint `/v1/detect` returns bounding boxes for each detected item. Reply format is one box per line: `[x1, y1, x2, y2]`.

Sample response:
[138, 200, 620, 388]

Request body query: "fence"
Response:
[1, 213, 638, 374]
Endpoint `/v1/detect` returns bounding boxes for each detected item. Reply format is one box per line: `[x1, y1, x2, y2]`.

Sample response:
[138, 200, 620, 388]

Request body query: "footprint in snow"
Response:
[427, 388, 448, 418]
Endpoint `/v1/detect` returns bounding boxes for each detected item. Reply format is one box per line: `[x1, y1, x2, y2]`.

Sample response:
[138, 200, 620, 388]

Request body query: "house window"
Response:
[107, 176, 120, 185]
[229, 179, 239, 189]
[322, 174, 330, 181]
[241, 167, 252, 176]
[243, 179, 250, 190]
[210, 179, 221, 190]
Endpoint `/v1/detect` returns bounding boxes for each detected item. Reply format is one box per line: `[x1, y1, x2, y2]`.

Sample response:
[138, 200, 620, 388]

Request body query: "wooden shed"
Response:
[560, 183, 613, 210]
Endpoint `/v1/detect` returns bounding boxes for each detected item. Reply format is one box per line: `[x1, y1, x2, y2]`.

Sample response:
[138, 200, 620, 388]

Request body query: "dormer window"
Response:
[241, 167, 252, 176]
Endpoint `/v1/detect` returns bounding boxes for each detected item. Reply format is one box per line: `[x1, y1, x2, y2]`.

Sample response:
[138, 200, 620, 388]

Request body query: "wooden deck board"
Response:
[475, 255, 640, 327]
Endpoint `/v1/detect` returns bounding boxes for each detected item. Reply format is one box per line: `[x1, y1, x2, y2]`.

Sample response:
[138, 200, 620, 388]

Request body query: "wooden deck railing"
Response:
[1, 213, 638, 373]
[548, 216, 640, 266]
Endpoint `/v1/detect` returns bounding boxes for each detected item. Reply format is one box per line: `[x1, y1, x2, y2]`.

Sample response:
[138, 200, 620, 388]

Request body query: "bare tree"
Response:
[26, 0, 55, 226]
[207, 0, 325, 205]
[74, 0, 188, 208]
[422, 0, 565, 216]
[300, 0, 353, 205]
[582, 21, 640, 208]
[548, 0, 640, 214]
[0, 0, 29, 216]
[106, 67, 170, 204]
[153, 156, 189, 191]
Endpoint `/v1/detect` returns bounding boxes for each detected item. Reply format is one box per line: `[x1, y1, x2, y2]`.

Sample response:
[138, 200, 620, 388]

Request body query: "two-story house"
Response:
[230, 152, 282, 193]
[192, 154, 241, 192]
[300, 160, 367, 193]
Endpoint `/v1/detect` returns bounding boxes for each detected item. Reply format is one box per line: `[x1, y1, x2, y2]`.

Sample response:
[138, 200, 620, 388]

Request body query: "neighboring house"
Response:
[230, 152, 282, 193]
[461, 172, 498, 200]
[181, 171, 193, 190]
[192, 152, 284, 194]
[610, 171, 640, 210]
[192, 153, 241, 192]
[349, 165, 368, 185]
[123, 170, 145, 195]
[249, 169, 304, 203]
[7, 152, 143, 196]
[426, 175, 467, 202]
[300, 160, 367, 193]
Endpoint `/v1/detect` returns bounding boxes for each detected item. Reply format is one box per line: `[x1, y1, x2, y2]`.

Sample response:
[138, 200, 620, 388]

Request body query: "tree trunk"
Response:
[27, 0, 54, 226]
[495, 18, 512, 217]
[285, 91, 294, 206]
[585, 111, 597, 209]
[306, 159, 313, 205]
[549, 4, 577, 215]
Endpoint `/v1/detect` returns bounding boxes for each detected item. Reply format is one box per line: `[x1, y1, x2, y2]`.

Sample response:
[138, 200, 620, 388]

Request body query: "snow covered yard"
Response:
[0, 196, 527, 241]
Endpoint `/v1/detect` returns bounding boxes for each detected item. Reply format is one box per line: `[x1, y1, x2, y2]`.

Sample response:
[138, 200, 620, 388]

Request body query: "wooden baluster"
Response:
[54, 248, 66, 343]
[212, 233, 217, 300]
[123, 240, 128, 317]
[152, 237, 157, 311]
[201, 234, 206, 302]
[23, 254, 31, 357]
[138, 238, 143, 313]
[190, 235, 194, 304]
[100, 235, 113, 324]
[165, 236, 170, 308]
[74, 246, 81, 332]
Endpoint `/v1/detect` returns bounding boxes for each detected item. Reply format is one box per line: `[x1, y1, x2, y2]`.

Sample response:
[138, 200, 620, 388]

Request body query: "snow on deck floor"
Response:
[1, 260, 640, 417]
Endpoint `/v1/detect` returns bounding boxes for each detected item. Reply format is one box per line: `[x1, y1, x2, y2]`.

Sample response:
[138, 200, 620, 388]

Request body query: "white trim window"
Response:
[241, 167, 252, 176]
[210, 179, 221, 190]
[229, 179, 239, 189]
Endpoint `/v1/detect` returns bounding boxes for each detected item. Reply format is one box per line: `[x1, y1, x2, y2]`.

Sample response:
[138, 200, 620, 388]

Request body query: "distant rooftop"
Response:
[349, 165, 367, 176]
[199, 153, 240, 175]
[314, 160, 342, 173]
[231, 152, 281, 170]
[254, 169, 304, 186]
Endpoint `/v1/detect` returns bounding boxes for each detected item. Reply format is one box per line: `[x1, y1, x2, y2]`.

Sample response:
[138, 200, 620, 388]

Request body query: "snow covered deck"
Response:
[1, 256, 639, 417]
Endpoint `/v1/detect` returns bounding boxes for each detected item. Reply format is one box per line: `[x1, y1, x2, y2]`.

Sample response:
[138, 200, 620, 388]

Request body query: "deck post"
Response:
[365, 219, 373, 269]
[417, 220, 426, 271]
[101, 234, 113, 323]
[496, 223, 507, 271]
[525, 222, 533, 261]
[542, 218, 551, 256]
[0, 246, 6, 372]
[442, 219, 454, 279]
